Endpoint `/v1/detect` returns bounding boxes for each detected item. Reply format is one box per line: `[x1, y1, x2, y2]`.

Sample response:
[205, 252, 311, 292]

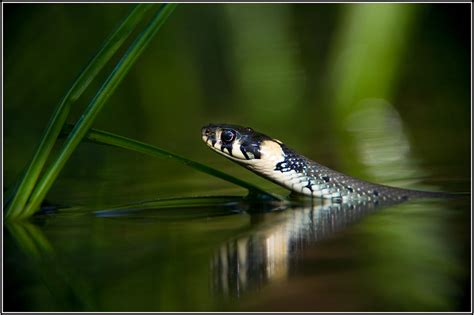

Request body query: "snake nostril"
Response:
[201, 127, 210, 135]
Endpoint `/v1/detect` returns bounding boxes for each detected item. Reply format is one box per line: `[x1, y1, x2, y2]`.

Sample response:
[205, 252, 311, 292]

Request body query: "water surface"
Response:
[4, 193, 470, 311]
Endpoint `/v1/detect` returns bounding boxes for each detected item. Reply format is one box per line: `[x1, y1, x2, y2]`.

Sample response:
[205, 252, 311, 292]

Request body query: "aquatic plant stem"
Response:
[5, 4, 154, 220]
[63, 126, 285, 201]
[20, 4, 178, 218]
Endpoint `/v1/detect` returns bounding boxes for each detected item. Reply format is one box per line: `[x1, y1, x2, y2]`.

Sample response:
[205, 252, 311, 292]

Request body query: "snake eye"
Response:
[221, 130, 235, 143]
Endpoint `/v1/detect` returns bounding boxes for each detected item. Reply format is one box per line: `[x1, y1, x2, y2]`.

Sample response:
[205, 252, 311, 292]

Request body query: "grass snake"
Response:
[201, 124, 455, 202]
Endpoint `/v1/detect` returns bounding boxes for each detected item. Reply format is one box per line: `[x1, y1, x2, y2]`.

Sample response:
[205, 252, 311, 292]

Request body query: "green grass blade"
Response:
[20, 4, 179, 218]
[5, 4, 154, 220]
[62, 125, 285, 201]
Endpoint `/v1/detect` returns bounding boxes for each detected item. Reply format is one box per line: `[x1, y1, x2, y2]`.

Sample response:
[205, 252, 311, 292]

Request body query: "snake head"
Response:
[201, 124, 274, 162]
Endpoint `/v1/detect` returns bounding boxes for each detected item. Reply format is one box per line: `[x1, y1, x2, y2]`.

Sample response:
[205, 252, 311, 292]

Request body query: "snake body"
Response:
[202, 124, 447, 202]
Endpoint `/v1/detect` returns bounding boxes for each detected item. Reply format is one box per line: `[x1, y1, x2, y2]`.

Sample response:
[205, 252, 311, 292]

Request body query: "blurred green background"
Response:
[3, 3, 470, 312]
[4, 3, 469, 206]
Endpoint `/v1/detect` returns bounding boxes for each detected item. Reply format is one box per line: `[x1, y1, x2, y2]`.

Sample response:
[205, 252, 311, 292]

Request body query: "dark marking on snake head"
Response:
[253, 149, 261, 159]
[221, 142, 233, 156]
[304, 181, 313, 192]
[373, 190, 379, 196]
[322, 176, 330, 182]
[211, 139, 217, 147]
[238, 139, 261, 160]
[347, 187, 353, 193]
[240, 145, 250, 160]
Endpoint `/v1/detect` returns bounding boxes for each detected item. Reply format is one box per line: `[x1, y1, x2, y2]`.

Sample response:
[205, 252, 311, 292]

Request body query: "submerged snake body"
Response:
[202, 124, 445, 202]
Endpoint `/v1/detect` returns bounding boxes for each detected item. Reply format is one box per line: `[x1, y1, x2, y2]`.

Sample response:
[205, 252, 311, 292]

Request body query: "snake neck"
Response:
[242, 141, 439, 202]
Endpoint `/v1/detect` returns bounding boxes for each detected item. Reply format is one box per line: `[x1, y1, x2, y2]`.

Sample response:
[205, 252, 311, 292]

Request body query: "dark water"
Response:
[4, 195, 471, 311]
[3, 3, 470, 312]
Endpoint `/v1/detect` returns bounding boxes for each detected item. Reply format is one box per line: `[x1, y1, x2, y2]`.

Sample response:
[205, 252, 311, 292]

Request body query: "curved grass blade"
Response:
[19, 4, 179, 219]
[5, 4, 155, 220]
[63, 125, 285, 202]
